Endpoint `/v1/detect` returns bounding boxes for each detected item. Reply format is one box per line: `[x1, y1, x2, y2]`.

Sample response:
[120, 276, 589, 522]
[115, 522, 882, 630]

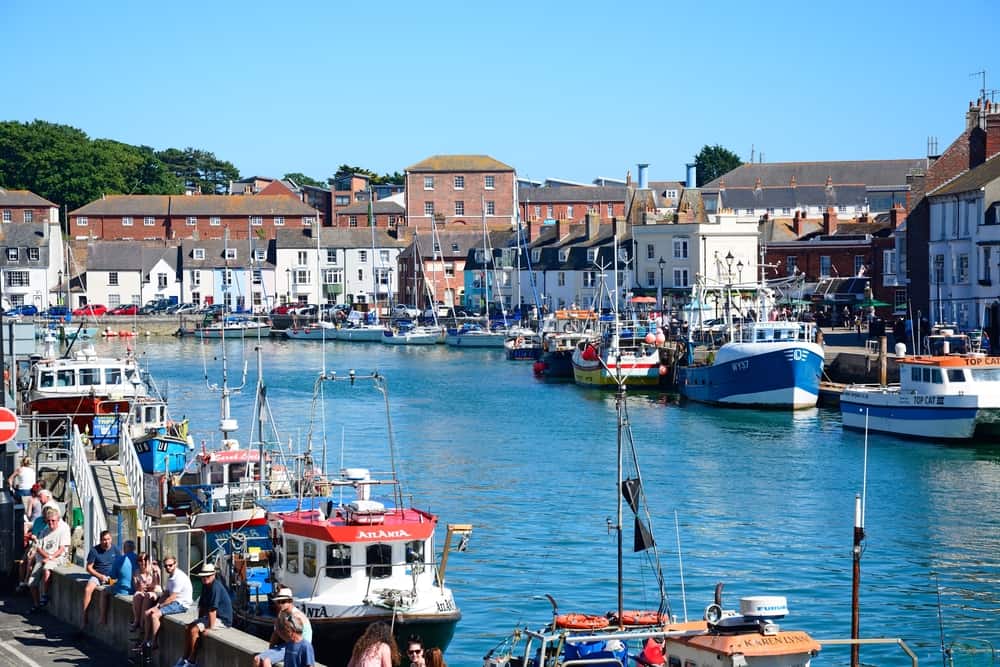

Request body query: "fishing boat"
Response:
[195, 315, 271, 339]
[677, 319, 824, 409]
[503, 326, 542, 360]
[534, 310, 600, 379]
[840, 352, 1000, 440]
[483, 376, 823, 667]
[92, 396, 192, 474]
[284, 320, 337, 341]
[226, 371, 471, 666]
[571, 323, 668, 387]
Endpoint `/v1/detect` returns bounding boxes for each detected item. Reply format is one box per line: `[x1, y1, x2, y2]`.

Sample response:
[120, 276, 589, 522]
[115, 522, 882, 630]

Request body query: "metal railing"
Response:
[116, 428, 145, 530]
[69, 424, 107, 556]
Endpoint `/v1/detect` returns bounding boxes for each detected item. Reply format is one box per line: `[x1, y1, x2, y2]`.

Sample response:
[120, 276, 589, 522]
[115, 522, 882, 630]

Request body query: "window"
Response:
[405, 540, 425, 568]
[359, 250, 368, 263]
[380, 250, 390, 264]
[225, 248, 237, 260]
[673, 268, 689, 287]
[958, 253, 969, 283]
[303, 541, 317, 578]
[193, 248, 205, 260]
[781, 207, 791, 215]
[1, 211, 9, 223]
[23, 210, 33, 223]
[424, 176, 434, 190]
[983, 247, 992, 283]
[273, 216, 284, 226]
[109, 271, 119, 286]
[253, 248, 266, 262]
[335, 195, 350, 206]
[486, 200, 495, 215]
[666, 189, 678, 199]
[786, 256, 798, 275]
[77, 216, 88, 227]
[366, 544, 392, 578]
[27, 248, 39, 262]
[192, 270, 201, 286]
[444, 262, 455, 277]
[586, 248, 597, 263]
[286, 539, 299, 574]
[607, 203, 613, 217]
[583, 271, 596, 288]
[557, 272, 565, 286]
[933, 254, 944, 283]
[432, 242, 441, 254]
[558, 248, 569, 262]
[4, 248, 15, 261]
[122, 216, 133, 226]
[646, 244, 655, 259]
[854, 255, 865, 275]
[357, 268, 364, 281]
[673, 239, 688, 259]
[424, 202, 434, 216]
[838, 205, 847, 213]
[647, 271, 655, 287]
[186, 216, 197, 226]
[326, 543, 351, 579]
[303, 217, 314, 226]
[388, 215, 397, 229]
[531, 248, 541, 262]
[250, 216, 263, 226]
[109, 294, 121, 307]
[454, 175, 464, 190]
[455, 201, 465, 216]
[349, 215, 358, 226]
[157, 273, 167, 289]
[547, 205, 554, 218]
[567, 205, 574, 218]
[144, 216, 155, 226]
[820, 255, 832, 277]
[534, 205, 541, 217]
[297, 251, 308, 265]
[252, 269, 262, 284]
[224, 269, 234, 286]
[451, 243, 459, 252]
[5, 271, 28, 287]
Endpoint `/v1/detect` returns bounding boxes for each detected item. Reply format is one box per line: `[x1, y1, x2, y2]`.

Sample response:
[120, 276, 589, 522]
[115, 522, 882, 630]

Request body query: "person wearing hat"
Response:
[175, 563, 232, 667]
[253, 586, 312, 667]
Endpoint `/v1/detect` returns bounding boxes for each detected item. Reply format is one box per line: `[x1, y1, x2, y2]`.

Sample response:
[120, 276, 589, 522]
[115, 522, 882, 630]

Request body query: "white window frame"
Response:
[186, 216, 197, 226]
[486, 200, 495, 215]
[144, 216, 156, 226]
[423, 176, 434, 190]
[454, 175, 464, 190]
[484, 175, 495, 189]
[5, 248, 16, 261]
[326, 249, 337, 264]
[225, 248, 237, 260]
[673, 238, 688, 259]
[673, 268, 689, 287]
[76, 216, 88, 227]
[1, 211, 9, 223]
[122, 216, 133, 226]
[349, 215, 358, 227]
[193, 248, 205, 260]
[274, 216, 284, 226]
[210, 216, 221, 226]
[27, 248, 39, 262]
[424, 202, 434, 216]
[249, 216, 263, 227]
[23, 210, 32, 223]
[567, 205, 574, 218]
[455, 201, 465, 216]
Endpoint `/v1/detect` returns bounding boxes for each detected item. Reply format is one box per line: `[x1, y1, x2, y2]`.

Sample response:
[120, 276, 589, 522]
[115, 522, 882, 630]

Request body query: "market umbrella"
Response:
[856, 297, 890, 308]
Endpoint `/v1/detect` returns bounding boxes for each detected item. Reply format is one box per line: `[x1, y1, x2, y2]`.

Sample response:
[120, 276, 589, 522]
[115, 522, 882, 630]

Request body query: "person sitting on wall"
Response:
[28, 506, 70, 613]
[78, 530, 119, 635]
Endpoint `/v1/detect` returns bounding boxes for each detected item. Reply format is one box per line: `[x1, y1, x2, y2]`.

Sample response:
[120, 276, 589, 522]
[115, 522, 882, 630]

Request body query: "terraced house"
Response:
[68, 194, 320, 241]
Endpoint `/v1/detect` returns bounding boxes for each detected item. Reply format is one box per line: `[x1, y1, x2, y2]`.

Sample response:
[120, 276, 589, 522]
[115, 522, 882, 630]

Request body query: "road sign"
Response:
[0, 406, 19, 444]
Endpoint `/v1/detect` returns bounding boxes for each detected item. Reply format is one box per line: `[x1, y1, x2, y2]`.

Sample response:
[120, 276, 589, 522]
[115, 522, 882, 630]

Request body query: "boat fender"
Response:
[615, 610, 667, 626]
[555, 613, 611, 630]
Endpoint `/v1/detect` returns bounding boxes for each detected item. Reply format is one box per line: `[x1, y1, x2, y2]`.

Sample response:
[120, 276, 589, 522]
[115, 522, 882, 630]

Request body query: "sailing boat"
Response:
[286, 228, 338, 341]
[483, 376, 823, 667]
[447, 199, 506, 347]
[382, 234, 445, 345]
[335, 187, 390, 342]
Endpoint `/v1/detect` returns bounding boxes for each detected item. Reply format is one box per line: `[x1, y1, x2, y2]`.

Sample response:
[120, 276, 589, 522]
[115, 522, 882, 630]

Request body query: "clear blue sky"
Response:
[3, 0, 998, 184]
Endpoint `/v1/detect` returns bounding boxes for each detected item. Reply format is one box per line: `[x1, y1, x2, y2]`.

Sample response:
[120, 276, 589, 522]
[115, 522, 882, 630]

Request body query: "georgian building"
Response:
[0, 189, 60, 226]
[68, 194, 319, 242]
[0, 221, 64, 311]
[518, 185, 626, 231]
[404, 155, 517, 234]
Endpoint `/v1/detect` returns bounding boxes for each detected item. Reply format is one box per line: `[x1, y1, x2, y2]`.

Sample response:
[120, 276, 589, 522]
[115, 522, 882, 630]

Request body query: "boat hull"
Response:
[537, 349, 575, 379]
[679, 343, 823, 409]
[382, 330, 440, 345]
[335, 326, 389, 342]
[196, 326, 271, 339]
[571, 345, 664, 387]
[445, 332, 506, 347]
[285, 325, 337, 340]
[841, 390, 1000, 440]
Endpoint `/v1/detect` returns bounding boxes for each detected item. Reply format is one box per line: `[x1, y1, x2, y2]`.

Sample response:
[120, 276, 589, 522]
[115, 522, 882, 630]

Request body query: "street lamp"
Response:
[934, 254, 944, 324]
[725, 251, 734, 323]
[737, 260, 744, 284]
[657, 256, 665, 312]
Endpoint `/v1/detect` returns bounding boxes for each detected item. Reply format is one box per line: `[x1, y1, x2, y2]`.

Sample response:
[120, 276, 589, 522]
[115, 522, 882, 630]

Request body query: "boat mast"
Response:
[482, 196, 490, 329]
[615, 380, 625, 626]
[369, 186, 379, 324]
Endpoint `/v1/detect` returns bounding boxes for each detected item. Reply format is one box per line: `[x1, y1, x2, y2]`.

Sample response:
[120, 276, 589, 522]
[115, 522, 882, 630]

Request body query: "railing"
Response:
[117, 428, 145, 530]
[69, 425, 107, 557]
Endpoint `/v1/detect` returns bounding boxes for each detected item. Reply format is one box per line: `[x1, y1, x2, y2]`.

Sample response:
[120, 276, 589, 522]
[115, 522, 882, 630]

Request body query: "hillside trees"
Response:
[155, 147, 239, 195]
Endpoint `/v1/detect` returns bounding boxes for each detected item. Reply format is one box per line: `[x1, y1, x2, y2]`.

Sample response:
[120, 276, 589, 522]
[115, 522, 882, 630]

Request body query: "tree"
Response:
[283, 172, 325, 188]
[155, 147, 239, 194]
[332, 164, 404, 186]
[693, 145, 743, 187]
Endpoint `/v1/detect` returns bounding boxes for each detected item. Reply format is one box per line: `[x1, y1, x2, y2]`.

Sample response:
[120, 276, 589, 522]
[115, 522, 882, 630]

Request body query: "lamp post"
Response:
[737, 260, 744, 285]
[725, 251, 734, 324]
[935, 254, 944, 324]
[57, 270, 63, 306]
[657, 256, 665, 312]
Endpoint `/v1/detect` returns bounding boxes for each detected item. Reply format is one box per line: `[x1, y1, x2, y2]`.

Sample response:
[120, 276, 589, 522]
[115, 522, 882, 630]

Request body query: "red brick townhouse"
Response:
[518, 185, 626, 237]
[404, 155, 517, 234]
[0, 188, 59, 225]
[69, 194, 320, 241]
[335, 200, 405, 229]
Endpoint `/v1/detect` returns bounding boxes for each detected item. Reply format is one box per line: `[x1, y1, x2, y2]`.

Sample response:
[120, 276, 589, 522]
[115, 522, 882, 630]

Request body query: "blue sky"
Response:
[3, 0, 998, 184]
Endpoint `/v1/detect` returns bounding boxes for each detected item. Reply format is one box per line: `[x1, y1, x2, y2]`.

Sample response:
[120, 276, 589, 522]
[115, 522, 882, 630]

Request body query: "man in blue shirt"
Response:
[79, 530, 120, 634]
[175, 563, 232, 667]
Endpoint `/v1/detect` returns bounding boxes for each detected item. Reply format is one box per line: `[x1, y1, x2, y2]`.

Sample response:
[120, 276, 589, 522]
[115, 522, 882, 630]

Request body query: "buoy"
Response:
[655, 332, 666, 345]
[644, 332, 656, 344]
[658, 365, 668, 376]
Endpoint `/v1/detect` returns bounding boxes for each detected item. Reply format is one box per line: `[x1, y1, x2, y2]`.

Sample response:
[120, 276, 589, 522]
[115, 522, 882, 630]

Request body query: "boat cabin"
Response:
[31, 346, 145, 398]
[731, 320, 815, 344]
[899, 356, 1000, 395]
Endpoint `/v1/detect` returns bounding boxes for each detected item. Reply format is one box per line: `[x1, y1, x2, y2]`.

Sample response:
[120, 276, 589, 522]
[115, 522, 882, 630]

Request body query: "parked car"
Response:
[5, 304, 39, 317]
[169, 302, 198, 314]
[43, 305, 70, 318]
[109, 304, 139, 315]
[72, 304, 108, 317]
[393, 304, 420, 319]
[139, 298, 174, 315]
[291, 304, 318, 317]
[270, 304, 295, 316]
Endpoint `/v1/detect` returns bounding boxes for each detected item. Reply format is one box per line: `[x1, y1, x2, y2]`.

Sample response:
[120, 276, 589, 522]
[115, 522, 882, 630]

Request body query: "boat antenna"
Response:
[851, 409, 870, 667]
[615, 381, 625, 625]
[674, 510, 688, 622]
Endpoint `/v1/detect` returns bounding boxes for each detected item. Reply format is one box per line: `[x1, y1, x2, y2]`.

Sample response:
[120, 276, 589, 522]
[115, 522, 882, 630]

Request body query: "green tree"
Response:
[693, 144, 743, 187]
[283, 172, 325, 188]
[155, 147, 239, 194]
[332, 164, 404, 186]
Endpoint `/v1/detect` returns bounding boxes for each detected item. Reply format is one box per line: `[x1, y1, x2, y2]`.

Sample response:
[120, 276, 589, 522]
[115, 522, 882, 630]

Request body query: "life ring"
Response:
[555, 613, 610, 630]
[613, 610, 667, 626]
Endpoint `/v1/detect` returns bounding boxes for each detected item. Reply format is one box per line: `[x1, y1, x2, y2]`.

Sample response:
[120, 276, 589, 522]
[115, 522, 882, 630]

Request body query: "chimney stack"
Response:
[586, 211, 600, 240]
[637, 163, 649, 190]
[685, 163, 697, 188]
[793, 211, 806, 237]
[823, 207, 838, 235]
[985, 100, 1000, 159]
[889, 203, 906, 228]
[967, 99, 983, 130]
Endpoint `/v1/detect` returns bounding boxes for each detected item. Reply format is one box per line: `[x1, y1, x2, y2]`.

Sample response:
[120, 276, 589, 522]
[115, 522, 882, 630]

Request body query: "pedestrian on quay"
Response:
[423, 647, 447, 667]
[78, 530, 119, 635]
[174, 563, 232, 667]
[130, 552, 161, 631]
[274, 610, 315, 667]
[253, 586, 312, 667]
[28, 506, 70, 612]
[404, 636, 425, 667]
[99, 539, 138, 623]
[347, 621, 399, 667]
[142, 554, 192, 651]
[8, 456, 35, 498]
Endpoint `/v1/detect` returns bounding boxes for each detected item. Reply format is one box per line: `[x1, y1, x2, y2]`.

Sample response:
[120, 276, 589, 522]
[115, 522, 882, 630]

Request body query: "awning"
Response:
[812, 277, 869, 303]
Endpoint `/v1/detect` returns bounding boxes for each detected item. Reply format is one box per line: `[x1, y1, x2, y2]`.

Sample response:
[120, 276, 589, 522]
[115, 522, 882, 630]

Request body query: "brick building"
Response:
[404, 155, 517, 234]
[518, 185, 626, 236]
[68, 194, 319, 241]
[335, 200, 405, 229]
[0, 189, 59, 226]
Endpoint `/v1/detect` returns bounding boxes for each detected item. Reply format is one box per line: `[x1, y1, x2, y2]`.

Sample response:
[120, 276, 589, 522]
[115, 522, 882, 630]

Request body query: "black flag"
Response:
[621, 477, 642, 514]
[634, 517, 655, 552]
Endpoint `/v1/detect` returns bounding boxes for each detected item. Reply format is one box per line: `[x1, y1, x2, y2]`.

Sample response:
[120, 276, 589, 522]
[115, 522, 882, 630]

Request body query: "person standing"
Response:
[28, 506, 70, 612]
[142, 555, 193, 650]
[174, 563, 232, 667]
[347, 621, 399, 667]
[8, 456, 35, 498]
[79, 530, 119, 634]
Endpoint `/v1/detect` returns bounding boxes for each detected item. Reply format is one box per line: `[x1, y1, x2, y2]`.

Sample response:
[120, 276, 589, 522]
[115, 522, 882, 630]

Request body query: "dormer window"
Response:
[224, 248, 237, 260]
[586, 248, 597, 263]
[28, 248, 39, 262]
[558, 248, 569, 262]
[475, 249, 485, 262]
[253, 248, 266, 262]
[6, 248, 17, 261]
[193, 248, 205, 260]
[531, 248, 541, 262]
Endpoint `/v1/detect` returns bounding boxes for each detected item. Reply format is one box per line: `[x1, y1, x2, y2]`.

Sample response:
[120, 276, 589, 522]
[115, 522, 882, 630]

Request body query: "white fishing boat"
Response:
[335, 321, 391, 341]
[284, 320, 337, 341]
[381, 324, 442, 345]
[195, 316, 271, 339]
[445, 322, 505, 347]
[841, 350, 1000, 440]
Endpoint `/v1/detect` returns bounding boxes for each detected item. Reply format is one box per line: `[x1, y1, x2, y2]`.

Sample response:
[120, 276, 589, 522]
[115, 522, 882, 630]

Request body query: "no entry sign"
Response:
[0, 407, 19, 444]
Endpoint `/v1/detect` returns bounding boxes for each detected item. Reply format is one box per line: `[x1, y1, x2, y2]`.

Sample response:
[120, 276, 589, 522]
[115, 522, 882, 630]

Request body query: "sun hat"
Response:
[271, 586, 294, 602]
[196, 563, 217, 577]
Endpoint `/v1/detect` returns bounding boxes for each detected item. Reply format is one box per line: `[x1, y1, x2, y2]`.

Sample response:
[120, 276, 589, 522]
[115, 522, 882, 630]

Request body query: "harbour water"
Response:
[112, 337, 998, 665]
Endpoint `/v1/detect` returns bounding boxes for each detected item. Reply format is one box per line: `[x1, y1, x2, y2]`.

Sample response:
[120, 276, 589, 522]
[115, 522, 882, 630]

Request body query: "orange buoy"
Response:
[555, 613, 610, 630]
[612, 610, 667, 626]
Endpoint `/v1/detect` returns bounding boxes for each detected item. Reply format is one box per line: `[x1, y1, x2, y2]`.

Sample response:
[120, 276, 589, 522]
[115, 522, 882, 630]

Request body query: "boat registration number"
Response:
[730, 360, 750, 372]
[436, 598, 456, 612]
[913, 395, 946, 405]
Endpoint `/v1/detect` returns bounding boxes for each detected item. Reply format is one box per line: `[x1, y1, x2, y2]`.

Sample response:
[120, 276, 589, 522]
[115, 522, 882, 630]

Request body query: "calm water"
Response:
[100, 337, 999, 665]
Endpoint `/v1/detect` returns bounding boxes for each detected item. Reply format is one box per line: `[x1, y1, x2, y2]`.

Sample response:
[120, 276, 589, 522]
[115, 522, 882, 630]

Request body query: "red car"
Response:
[72, 304, 108, 316]
[110, 304, 139, 315]
[270, 304, 296, 315]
